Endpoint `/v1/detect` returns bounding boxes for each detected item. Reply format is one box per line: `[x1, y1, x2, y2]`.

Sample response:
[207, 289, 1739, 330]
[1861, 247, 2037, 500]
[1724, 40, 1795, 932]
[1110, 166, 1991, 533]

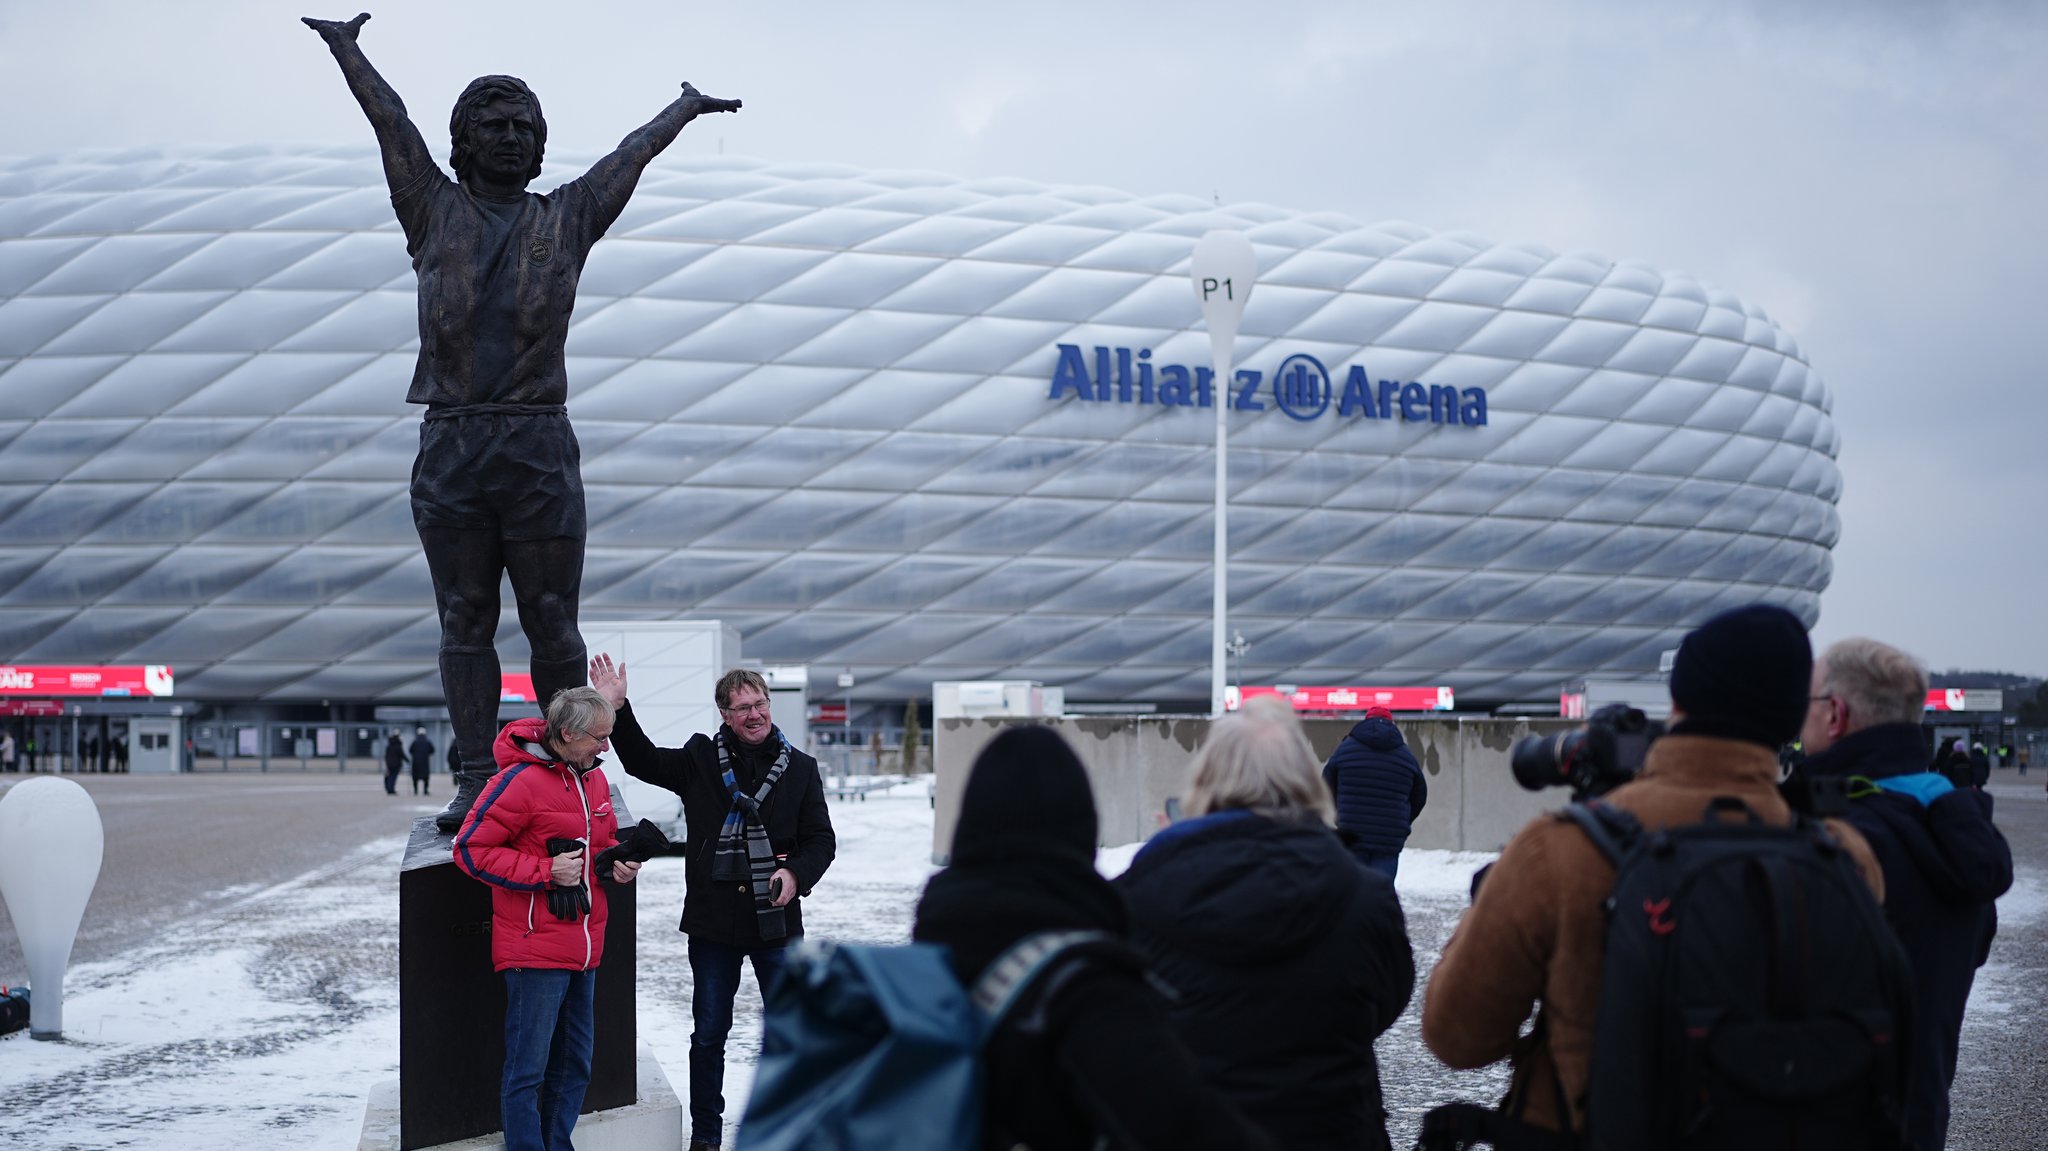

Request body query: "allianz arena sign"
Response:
[1050, 343, 1489, 426]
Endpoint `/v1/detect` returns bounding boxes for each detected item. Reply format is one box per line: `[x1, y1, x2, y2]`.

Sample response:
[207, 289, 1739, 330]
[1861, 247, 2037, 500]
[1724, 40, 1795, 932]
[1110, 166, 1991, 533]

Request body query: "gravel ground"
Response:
[0, 770, 2040, 1149]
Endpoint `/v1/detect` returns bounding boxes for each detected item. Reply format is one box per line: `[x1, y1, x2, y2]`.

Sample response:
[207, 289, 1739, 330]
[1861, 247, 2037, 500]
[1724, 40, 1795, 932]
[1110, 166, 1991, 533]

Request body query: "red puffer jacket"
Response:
[453, 718, 622, 972]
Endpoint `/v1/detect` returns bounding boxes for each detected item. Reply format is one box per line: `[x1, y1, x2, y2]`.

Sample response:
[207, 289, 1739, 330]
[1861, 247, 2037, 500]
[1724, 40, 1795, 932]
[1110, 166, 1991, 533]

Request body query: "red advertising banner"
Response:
[1228, 685, 1455, 712]
[813, 704, 848, 724]
[0, 665, 173, 697]
[1924, 688, 2003, 712]
[0, 700, 66, 717]
[501, 673, 538, 703]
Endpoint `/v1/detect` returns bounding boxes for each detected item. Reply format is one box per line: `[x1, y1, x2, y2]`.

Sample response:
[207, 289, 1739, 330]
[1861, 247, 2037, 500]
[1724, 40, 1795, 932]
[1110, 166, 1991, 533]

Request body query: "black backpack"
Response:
[1420, 797, 1915, 1151]
[1565, 796, 1914, 1150]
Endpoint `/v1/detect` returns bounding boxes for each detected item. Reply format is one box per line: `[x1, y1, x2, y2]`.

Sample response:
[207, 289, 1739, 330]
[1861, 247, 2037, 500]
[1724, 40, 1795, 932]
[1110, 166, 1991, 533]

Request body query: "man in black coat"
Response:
[408, 726, 436, 796]
[1321, 705, 1426, 879]
[588, 654, 834, 1151]
[1799, 637, 2013, 1151]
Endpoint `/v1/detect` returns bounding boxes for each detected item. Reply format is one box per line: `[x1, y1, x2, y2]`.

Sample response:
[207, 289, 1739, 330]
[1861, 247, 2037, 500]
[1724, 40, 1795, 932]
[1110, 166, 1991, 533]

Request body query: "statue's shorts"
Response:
[410, 408, 586, 542]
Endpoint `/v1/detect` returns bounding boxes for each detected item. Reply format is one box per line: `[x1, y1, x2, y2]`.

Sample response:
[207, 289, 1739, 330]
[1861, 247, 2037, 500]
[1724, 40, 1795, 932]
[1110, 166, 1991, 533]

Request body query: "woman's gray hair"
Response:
[545, 686, 615, 750]
[1186, 696, 1335, 823]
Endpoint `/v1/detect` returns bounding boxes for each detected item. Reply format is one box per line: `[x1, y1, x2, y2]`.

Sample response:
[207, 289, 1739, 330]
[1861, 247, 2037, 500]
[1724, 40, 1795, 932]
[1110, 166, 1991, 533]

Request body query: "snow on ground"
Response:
[0, 777, 1501, 1149]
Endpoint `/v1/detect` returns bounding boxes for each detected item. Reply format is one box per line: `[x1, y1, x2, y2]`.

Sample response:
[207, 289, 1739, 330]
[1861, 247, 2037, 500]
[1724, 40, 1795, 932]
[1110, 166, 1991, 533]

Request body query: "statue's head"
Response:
[448, 75, 547, 187]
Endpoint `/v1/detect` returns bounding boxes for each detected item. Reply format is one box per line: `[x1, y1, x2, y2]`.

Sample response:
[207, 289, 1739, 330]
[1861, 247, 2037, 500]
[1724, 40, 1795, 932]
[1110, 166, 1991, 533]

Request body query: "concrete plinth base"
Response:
[359, 1044, 681, 1151]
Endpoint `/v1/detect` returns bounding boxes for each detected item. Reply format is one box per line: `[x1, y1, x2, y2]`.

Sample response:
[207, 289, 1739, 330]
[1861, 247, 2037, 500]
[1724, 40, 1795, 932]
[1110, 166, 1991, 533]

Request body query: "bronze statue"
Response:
[304, 13, 740, 832]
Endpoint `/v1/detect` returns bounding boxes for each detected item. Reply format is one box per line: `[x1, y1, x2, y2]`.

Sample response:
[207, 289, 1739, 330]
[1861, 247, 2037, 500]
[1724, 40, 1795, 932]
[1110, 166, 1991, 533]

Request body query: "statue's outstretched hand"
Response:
[589, 653, 629, 709]
[302, 12, 370, 45]
[679, 81, 742, 115]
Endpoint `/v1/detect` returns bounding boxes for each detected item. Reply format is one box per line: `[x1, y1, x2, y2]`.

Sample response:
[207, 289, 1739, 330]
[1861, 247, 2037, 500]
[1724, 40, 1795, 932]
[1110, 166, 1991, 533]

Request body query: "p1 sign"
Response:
[1191, 230, 1257, 374]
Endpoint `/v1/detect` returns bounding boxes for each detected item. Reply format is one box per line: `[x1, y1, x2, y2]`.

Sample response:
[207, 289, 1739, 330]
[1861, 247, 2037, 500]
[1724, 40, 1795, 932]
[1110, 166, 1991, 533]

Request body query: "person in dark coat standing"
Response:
[382, 733, 405, 795]
[1800, 637, 2013, 1151]
[1321, 704, 1426, 878]
[914, 726, 1274, 1151]
[589, 655, 834, 1151]
[409, 726, 436, 795]
[1121, 698, 1413, 1151]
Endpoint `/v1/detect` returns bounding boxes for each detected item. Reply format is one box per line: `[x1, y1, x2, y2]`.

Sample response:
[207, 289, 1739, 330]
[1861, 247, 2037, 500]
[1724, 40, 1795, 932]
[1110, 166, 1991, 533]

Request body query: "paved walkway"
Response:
[0, 772, 441, 977]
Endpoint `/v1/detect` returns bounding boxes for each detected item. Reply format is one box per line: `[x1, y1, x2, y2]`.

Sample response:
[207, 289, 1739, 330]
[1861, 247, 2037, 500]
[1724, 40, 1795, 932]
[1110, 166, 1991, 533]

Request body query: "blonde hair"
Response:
[1186, 697, 1335, 823]
[1818, 637, 1928, 730]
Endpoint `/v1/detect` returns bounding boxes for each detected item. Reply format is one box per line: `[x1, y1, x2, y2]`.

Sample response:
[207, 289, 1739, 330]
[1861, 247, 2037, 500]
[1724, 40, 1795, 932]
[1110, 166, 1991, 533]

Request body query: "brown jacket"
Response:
[1420, 734, 1885, 1134]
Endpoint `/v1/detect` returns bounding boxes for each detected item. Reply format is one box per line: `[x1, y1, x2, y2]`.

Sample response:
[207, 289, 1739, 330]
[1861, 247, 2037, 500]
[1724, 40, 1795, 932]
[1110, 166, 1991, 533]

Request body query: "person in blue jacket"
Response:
[1321, 705, 1426, 879]
[1799, 637, 2013, 1151]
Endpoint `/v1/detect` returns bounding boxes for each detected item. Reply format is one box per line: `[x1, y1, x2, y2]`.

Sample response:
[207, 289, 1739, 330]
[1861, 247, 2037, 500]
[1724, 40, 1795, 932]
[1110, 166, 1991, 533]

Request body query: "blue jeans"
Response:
[688, 936, 794, 1146]
[502, 967, 597, 1151]
[1361, 852, 1400, 881]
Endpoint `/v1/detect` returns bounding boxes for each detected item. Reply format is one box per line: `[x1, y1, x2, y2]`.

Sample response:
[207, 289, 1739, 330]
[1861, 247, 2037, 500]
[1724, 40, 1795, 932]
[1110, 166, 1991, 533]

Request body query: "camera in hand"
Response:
[1510, 703, 1665, 799]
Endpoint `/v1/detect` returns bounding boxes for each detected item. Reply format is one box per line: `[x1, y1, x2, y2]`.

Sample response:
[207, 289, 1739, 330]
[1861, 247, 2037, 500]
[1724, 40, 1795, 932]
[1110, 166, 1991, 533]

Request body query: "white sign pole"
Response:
[0, 776, 105, 1039]
[1190, 231, 1257, 718]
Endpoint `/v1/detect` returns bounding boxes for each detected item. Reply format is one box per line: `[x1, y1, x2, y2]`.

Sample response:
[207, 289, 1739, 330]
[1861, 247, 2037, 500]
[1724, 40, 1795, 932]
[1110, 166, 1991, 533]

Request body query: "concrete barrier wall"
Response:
[934, 714, 1584, 864]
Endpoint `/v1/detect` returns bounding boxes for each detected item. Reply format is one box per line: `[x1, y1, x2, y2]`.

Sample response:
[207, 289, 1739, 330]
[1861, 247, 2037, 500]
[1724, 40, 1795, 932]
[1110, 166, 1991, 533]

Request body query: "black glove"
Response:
[594, 818, 673, 877]
[545, 837, 589, 921]
[547, 883, 591, 921]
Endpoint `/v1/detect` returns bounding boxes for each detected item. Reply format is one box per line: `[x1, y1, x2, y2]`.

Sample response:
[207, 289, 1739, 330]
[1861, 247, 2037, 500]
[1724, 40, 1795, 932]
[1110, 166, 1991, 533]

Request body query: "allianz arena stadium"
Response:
[0, 146, 1840, 707]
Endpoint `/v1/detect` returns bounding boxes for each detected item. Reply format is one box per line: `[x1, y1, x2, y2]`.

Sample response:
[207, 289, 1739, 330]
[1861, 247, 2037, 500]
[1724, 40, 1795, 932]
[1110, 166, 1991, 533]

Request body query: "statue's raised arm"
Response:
[579, 81, 742, 230]
[303, 12, 439, 199]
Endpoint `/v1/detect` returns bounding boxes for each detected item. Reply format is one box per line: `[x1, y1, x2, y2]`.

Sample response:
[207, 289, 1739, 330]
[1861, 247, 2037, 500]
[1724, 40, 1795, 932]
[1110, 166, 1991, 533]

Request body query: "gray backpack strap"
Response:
[970, 930, 1112, 1027]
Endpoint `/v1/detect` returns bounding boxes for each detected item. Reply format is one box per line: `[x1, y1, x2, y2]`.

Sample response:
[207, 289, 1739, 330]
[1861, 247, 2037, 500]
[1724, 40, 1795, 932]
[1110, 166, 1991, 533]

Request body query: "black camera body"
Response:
[1510, 703, 1665, 799]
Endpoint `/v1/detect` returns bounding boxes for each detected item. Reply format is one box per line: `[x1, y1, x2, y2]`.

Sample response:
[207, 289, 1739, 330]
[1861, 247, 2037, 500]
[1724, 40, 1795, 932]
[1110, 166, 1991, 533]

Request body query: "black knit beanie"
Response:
[951, 726, 1098, 865]
[1667, 603, 1812, 750]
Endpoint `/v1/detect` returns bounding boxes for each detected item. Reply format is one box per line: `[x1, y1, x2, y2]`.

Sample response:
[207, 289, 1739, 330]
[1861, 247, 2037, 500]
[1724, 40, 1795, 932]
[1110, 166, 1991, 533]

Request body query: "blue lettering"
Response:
[1158, 364, 1193, 406]
[1050, 344, 1091, 400]
[1338, 365, 1376, 417]
[1460, 387, 1489, 426]
[1195, 366, 1215, 408]
[1378, 379, 1399, 418]
[1094, 346, 1112, 401]
[1429, 384, 1458, 424]
[1399, 382, 1428, 421]
[1234, 369, 1265, 411]
[1137, 348, 1154, 404]
[1116, 347, 1135, 403]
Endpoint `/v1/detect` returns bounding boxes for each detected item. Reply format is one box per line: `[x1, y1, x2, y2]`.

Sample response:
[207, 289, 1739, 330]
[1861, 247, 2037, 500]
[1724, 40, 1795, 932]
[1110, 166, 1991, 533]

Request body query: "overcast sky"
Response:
[4, 0, 2043, 676]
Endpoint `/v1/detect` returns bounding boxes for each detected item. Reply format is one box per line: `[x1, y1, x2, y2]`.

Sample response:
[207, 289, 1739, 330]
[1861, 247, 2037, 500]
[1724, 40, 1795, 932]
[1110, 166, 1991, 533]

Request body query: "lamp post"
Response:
[1191, 230, 1257, 718]
[836, 670, 855, 779]
[0, 776, 105, 1039]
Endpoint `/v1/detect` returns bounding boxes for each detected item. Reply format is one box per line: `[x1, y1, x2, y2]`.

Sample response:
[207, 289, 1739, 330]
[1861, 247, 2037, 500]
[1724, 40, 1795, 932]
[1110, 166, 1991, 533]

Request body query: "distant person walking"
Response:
[0, 730, 15, 773]
[383, 733, 405, 795]
[1321, 704, 1427, 879]
[409, 727, 437, 796]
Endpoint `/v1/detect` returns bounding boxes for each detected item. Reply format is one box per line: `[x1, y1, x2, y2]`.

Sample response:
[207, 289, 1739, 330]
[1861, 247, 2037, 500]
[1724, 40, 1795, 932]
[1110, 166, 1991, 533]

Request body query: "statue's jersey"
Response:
[390, 169, 630, 407]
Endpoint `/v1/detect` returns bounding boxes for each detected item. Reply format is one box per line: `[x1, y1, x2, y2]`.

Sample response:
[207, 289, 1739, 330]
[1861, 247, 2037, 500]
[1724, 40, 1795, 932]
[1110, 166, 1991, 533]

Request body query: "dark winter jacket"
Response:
[452, 717, 622, 972]
[383, 737, 405, 773]
[914, 726, 1275, 1151]
[409, 734, 435, 779]
[608, 700, 834, 948]
[1119, 810, 1414, 1150]
[1801, 723, 2013, 1151]
[1322, 717, 1427, 860]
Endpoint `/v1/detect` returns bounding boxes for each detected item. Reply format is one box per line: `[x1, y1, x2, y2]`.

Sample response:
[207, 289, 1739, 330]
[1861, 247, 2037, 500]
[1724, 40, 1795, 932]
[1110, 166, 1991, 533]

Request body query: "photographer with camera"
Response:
[1798, 638, 2011, 1150]
[1419, 604, 1887, 1147]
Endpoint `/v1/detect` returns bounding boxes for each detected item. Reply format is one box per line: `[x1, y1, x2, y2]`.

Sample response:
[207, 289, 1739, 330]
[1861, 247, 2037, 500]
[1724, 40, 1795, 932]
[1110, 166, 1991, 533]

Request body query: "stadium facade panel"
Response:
[0, 147, 1840, 705]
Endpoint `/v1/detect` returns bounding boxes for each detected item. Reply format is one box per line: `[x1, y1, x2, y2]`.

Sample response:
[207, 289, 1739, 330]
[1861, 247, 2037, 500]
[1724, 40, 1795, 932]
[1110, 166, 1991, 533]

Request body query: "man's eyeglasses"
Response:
[721, 700, 770, 717]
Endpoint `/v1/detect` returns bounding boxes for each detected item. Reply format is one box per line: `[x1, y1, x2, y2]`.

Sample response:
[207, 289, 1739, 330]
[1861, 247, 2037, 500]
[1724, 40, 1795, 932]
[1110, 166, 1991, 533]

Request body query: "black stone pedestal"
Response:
[398, 789, 636, 1150]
